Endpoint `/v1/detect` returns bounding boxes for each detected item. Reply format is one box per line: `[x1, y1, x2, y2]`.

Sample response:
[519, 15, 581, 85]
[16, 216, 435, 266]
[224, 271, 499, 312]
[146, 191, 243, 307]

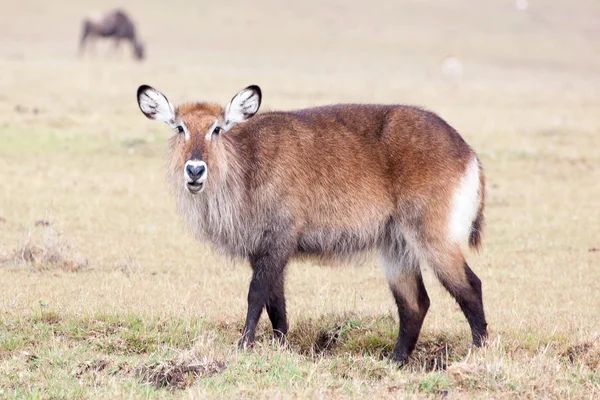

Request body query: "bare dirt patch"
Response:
[563, 336, 600, 372]
[135, 356, 226, 390]
[1, 226, 89, 272]
[74, 358, 112, 377]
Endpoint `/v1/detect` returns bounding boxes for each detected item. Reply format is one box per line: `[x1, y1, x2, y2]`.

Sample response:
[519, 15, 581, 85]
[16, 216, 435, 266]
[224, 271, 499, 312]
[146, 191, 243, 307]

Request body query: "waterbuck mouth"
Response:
[186, 181, 204, 194]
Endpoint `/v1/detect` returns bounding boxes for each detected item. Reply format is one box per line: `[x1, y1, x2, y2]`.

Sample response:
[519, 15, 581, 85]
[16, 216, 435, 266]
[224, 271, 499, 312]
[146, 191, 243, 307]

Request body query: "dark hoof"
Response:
[390, 353, 409, 367]
[272, 331, 289, 348]
[472, 331, 488, 348]
[237, 336, 254, 351]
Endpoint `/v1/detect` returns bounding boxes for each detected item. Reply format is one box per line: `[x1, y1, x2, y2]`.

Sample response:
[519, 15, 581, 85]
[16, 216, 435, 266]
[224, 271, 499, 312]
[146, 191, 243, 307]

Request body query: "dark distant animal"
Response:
[135, 84, 488, 365]
[79, 9, 145, 60]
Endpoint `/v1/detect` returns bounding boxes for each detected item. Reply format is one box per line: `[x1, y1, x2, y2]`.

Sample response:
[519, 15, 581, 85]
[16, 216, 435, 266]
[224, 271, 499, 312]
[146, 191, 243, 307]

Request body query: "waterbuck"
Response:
[136, 85, 488, 364]
[79, 9, 145, 60]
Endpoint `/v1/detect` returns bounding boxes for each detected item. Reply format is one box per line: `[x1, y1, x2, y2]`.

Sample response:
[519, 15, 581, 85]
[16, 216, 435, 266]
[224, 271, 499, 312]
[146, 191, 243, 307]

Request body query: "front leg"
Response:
[239, 248, 290, 349]
[265, 272, 288, 343]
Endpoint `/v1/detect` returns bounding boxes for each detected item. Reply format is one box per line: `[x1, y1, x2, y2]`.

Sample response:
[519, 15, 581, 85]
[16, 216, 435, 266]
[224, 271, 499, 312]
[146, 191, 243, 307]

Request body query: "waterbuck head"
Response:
[136, 85, 262, 194]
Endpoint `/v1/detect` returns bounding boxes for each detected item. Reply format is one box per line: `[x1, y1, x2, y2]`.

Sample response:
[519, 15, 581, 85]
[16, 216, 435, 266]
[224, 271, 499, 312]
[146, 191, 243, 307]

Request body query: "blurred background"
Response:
[2, 0, 598, 117]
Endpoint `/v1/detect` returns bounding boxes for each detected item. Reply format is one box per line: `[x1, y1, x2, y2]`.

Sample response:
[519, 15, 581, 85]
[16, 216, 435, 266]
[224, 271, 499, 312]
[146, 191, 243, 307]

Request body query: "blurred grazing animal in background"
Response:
[79, 9, 145, 61]
[136, 85, 488, 365]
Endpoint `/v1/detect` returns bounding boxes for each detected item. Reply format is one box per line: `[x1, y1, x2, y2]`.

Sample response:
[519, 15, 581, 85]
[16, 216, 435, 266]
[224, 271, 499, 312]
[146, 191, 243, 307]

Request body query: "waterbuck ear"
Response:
[224, 85, 262, 129]
[137, 85, 175, 125]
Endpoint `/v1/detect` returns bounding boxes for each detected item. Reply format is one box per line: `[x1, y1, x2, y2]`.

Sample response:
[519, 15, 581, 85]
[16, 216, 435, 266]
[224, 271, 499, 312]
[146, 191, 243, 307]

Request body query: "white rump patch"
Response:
[137, 86, 175, 125]
[449, 156, 481, 245]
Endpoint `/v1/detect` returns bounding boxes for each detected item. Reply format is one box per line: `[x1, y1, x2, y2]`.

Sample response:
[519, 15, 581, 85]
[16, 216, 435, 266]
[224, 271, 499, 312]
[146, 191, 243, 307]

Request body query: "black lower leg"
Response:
[239, 275, 268, 349]
[265, 274, 288, 342]
[239, 242, 290, 349]
[461, 264, 487, 346]
[390, 273, 430, 365]
[442, 263, 488, 347]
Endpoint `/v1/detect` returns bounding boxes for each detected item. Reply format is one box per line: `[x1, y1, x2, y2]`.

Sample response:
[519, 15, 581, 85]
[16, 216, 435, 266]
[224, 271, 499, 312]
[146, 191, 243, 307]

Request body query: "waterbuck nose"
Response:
[186, 163, 206, 181]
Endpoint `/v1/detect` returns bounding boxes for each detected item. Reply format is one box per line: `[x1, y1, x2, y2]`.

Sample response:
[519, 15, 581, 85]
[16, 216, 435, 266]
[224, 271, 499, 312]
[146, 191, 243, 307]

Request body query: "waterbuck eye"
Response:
[213, 126, 223, 135]
[176, 125, 184, 134]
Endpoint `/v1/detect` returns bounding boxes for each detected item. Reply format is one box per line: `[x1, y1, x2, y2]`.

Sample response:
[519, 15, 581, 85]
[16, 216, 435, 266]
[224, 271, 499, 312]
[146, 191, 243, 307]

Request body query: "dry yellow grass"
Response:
[1, 0, 599, 398]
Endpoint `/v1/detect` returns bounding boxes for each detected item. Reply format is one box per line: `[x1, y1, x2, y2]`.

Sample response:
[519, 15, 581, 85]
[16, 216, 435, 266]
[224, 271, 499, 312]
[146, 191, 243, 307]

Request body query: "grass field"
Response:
[1, 0, 600, 398]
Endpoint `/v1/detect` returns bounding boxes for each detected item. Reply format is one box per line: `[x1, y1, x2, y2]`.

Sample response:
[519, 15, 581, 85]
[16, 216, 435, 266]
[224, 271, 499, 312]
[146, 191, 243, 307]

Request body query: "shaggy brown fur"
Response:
[136, 85, 488, 364]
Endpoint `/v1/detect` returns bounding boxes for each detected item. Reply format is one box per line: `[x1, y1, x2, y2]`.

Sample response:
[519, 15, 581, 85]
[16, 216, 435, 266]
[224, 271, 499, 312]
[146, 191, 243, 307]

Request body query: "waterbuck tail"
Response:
[468, 161, 485, 252]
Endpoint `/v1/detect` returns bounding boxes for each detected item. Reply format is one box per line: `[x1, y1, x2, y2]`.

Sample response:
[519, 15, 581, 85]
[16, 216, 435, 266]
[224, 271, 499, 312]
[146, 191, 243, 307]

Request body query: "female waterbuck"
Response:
[136, 85, 488, 364]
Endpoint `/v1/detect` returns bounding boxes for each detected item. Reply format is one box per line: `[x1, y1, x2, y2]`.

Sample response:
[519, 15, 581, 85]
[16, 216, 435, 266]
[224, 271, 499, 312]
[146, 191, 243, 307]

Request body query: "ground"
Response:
[1, 0, 599, 398]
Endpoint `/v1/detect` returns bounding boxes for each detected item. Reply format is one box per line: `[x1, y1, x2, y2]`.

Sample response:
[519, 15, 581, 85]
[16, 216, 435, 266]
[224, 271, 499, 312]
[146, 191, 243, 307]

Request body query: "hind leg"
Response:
[429, 249, 487, 346]
[380, 252, 430, 365]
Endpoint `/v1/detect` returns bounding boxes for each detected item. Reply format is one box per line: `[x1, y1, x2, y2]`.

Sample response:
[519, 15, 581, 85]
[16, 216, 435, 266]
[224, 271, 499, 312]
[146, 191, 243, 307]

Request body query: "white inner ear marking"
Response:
[449, 156, 481, 245]
[139, 88, 175, 124]
[224, 88, 260, 130]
